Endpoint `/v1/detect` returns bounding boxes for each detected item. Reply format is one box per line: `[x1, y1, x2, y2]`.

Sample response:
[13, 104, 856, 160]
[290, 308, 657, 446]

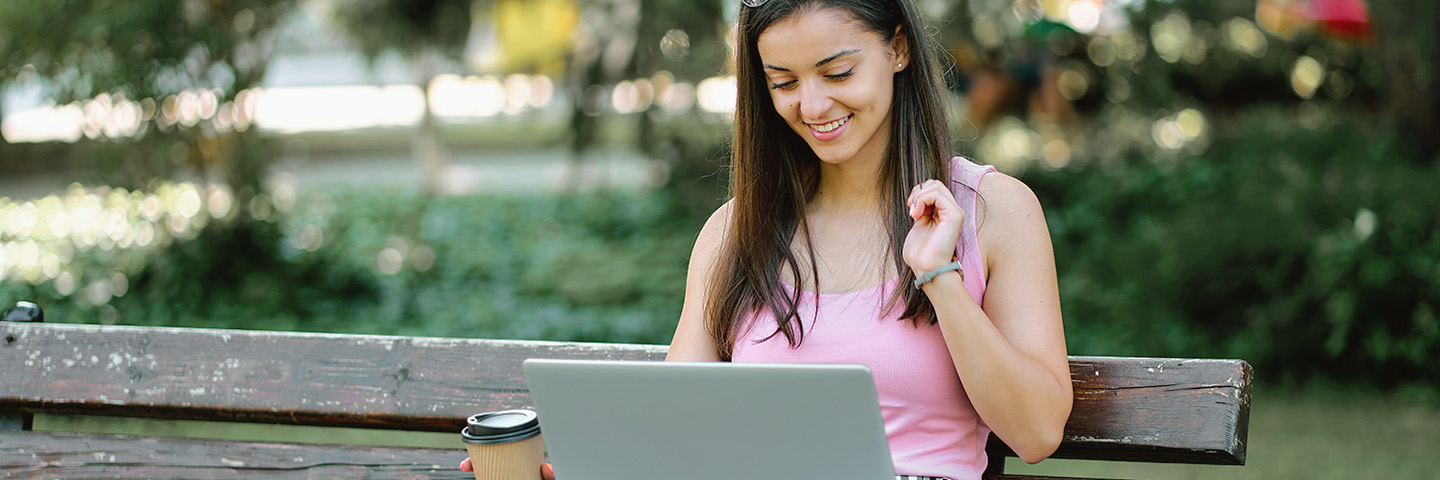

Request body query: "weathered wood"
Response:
[1066, 356, 1249, 465]
[0, 322, 665, 431]
[987, 356, 1251, 466]
[1, 306, 38, 432]
[1, 322, 1251, 470]
[0, 429, 1104, 480]
[0, 430, 470, 479]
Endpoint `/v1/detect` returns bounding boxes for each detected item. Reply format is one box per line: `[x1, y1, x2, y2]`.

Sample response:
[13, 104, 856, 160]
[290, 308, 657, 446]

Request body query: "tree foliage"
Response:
[0, 0, 296, 192]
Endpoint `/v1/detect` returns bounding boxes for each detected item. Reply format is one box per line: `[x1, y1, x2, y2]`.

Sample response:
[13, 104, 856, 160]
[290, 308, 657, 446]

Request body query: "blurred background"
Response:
[1, 0, 1437, 478]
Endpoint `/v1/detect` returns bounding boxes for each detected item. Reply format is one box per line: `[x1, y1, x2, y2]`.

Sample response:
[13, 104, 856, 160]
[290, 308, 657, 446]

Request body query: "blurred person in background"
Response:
[949, 0, 1086, 131]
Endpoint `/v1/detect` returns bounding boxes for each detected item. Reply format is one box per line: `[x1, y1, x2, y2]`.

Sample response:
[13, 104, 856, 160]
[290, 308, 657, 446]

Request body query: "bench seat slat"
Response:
[0, 430, 1103, 480]
[1, 323, 1249, 467]
[0, 430, 470, 479]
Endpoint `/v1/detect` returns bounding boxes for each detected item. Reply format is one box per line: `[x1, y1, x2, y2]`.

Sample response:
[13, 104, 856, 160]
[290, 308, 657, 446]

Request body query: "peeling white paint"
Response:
[190, 387, 207, 395]
[1071, 434, 1160, 444]
[220, 458, 245, 467]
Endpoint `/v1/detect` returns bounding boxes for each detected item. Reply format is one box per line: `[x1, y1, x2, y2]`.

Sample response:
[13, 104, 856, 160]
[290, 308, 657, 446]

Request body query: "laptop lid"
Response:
[522, 359, 896, 480]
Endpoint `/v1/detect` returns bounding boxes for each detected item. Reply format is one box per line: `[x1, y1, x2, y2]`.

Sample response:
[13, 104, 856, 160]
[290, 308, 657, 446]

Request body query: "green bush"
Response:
[3, 189, 707, 345]
[1030, 106, 1440, 387]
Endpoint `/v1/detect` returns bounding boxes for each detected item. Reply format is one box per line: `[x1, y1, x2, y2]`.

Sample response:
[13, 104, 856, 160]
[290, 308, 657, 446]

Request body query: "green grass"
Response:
[34, 386, 1440, 479]
[1003, 386, 1440, 479]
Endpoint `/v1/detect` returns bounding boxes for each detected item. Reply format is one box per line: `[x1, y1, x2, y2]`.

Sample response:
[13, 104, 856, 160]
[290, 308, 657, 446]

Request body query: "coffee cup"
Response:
[461, 409, 545, 480]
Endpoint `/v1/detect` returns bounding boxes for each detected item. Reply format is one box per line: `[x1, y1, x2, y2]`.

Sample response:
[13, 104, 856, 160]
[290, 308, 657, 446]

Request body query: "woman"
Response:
[466, 0, 1071, 478]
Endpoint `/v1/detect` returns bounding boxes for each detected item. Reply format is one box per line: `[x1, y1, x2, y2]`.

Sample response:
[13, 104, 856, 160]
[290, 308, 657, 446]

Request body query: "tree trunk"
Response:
[1368, 0, 1440, 160]
[0, 96, 10, 151]
[414, 48, 448, 195]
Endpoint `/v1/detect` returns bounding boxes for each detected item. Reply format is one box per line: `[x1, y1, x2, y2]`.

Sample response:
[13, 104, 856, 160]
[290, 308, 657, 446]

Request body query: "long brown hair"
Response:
[706, 0, 960, 361]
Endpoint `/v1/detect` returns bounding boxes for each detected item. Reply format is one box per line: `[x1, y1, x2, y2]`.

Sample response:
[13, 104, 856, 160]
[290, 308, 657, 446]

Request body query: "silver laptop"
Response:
[522, 359, 896, 480]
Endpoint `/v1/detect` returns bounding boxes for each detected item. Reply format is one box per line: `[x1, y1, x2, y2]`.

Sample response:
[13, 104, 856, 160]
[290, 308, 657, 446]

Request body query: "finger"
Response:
[459, 458, 472, 472]
[907, 179, 945, 211]
[909, 186, 962, 223]
[542, 462, 556, 480]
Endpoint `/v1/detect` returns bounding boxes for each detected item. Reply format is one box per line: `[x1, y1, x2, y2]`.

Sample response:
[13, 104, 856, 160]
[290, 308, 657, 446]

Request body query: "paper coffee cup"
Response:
[462, 409, 545, 480]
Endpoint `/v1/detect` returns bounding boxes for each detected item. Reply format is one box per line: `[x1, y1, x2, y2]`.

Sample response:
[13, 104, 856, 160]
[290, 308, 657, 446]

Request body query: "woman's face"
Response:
[757, 7, 906, 167]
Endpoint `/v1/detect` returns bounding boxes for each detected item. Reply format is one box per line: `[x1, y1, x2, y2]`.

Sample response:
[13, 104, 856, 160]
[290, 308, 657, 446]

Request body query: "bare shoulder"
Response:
[693, 199, 735, 257]
[977, 171, 1046, 227]
[974, 172, 1050, 259]
[668, 199, 734, 362]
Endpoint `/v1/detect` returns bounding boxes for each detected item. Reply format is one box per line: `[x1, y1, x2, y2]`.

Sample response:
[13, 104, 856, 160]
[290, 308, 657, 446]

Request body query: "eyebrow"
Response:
[763, 49, 861, 72]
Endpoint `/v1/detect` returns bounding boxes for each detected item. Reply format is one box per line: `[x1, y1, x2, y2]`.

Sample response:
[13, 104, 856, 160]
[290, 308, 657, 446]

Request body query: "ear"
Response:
[890, 25, 911, 72]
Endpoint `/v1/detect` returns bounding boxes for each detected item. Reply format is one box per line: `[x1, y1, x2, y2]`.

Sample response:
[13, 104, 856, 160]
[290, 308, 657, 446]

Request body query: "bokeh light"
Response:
[1151, 13, 1192, 64]
[696, 76, 737, 115]
[0, 181, 250, 289]
[1291, 55, 1326, 99]
[1223, 18, 1269, 59]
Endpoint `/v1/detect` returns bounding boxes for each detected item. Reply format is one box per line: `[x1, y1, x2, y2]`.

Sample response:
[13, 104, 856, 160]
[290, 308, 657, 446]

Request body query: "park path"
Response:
[0, 147, 659, 201]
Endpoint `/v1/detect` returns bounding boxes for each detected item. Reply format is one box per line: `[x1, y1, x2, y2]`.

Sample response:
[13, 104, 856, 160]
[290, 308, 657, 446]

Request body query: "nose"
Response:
[797, 81, 834, 122]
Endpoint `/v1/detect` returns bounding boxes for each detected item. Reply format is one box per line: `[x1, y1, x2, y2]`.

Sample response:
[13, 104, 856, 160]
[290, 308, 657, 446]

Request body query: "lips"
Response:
[806, 114, 851, 141]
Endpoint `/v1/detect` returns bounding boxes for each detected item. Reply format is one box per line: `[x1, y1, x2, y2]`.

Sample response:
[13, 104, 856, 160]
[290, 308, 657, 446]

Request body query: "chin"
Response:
[810, 146, 860, 165]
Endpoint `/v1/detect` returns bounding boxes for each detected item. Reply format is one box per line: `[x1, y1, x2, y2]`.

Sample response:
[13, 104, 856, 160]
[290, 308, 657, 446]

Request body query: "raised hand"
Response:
[902, 179, 965, 275]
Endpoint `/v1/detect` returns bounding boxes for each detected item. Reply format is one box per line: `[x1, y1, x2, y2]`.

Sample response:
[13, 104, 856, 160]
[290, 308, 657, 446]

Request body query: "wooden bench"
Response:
[1, 317, 1250, 479]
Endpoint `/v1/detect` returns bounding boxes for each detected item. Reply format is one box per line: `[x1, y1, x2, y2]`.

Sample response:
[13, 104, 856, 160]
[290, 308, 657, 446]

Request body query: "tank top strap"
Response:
[949, 156, 994, 307]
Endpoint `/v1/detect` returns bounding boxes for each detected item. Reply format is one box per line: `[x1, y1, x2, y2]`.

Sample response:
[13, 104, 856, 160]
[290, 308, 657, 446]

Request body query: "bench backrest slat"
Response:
[1, 323, 1249, 465]
[987, 356, 1251, 466]
[1, 323, 664, 430]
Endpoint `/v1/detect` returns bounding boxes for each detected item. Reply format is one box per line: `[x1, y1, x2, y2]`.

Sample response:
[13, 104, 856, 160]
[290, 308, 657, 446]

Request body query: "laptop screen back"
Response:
[522, 359, 896, 480]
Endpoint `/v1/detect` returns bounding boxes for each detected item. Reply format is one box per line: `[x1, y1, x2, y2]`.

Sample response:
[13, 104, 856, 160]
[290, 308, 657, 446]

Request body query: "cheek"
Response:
[769, 93, 799, 120]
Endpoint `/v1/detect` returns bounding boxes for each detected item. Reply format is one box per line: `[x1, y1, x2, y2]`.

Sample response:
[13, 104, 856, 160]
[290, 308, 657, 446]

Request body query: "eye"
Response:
[769, 80, 797, 90]
[824, 69, 855, 80]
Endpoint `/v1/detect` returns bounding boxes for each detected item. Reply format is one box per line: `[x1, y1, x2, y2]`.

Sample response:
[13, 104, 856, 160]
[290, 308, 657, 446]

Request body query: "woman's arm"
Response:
[905, 174, 1072, 464]
[665, 201, 733, 362]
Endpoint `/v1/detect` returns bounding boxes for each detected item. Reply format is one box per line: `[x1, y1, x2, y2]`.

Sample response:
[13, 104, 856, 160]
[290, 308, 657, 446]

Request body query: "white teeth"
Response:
[811, 116, 848, 133]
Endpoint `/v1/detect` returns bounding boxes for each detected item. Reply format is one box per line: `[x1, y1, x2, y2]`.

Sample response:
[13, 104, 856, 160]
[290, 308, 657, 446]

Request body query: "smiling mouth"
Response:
[807, 114, 852, 133]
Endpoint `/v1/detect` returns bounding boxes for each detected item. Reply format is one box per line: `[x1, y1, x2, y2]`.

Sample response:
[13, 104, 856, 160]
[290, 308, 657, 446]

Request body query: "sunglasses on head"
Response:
[742, 0, 769, 7]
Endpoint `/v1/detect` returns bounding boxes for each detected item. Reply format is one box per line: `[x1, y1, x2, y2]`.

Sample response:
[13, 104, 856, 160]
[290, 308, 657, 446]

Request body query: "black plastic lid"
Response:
[461, 409, 541, 445]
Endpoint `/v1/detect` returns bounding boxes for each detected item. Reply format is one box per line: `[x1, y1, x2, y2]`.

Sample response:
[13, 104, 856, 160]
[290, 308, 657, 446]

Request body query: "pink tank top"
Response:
[731, 157, 995, 480]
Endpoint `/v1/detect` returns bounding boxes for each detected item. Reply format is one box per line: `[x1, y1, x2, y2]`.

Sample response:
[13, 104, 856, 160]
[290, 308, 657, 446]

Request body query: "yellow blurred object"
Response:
[489, 0, 579, 75]
[1257, 0, 1306, 38]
